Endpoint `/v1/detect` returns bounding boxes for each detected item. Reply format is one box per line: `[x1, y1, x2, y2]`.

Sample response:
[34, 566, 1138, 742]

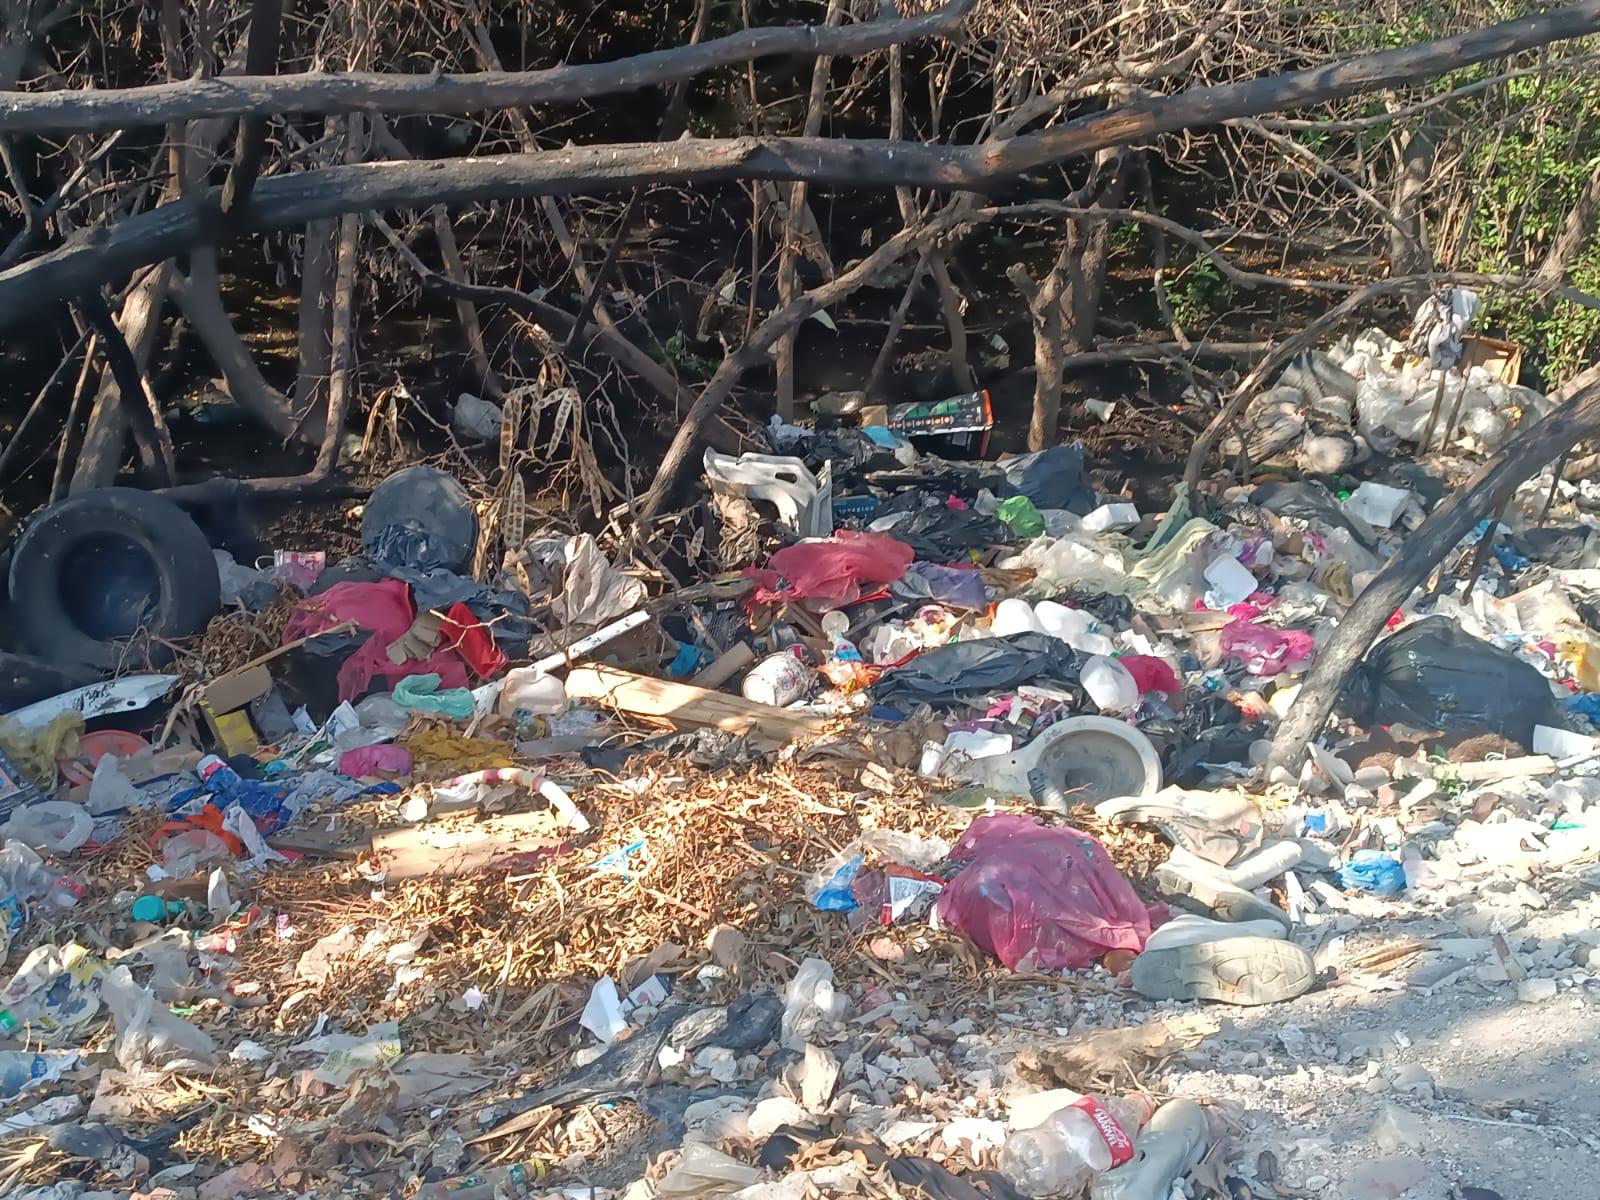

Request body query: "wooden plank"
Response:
[370, 812, 567, 881]
[564, 664, 827, 743]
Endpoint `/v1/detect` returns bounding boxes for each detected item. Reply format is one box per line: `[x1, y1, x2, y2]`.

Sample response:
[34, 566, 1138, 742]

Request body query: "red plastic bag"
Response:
[745, 532, 914, 609]
[282, 579, 469, 702]
[935, 814, 1152, 970]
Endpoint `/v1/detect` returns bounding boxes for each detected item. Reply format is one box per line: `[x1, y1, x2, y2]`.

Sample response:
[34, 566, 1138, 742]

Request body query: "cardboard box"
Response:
[200, 665, 272, 715]
[887, 390, 993, 456]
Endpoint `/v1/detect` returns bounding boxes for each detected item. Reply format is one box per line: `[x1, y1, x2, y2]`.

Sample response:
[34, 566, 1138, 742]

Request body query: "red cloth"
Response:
[442, 602, 508, 680]
[935, 814, 1151, 970]
[281, 579, 469, 702]
[1119, 655, 1183, 695]
[744, 531, 914, 610]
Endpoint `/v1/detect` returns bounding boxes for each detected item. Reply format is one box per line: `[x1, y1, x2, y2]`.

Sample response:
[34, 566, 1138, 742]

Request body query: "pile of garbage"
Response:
[0, 298, 1597, 1199]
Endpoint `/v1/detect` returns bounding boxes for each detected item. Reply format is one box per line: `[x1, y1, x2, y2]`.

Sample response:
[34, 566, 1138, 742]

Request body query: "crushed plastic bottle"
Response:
[1089, 1098, 1210, 1200]
[1001, 1093, 1157, 1197]
[414, 1160, 549, 1200]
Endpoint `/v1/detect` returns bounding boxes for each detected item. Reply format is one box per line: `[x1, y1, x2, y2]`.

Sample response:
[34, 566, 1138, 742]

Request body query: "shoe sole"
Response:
[1132, 936, 1316, 1006]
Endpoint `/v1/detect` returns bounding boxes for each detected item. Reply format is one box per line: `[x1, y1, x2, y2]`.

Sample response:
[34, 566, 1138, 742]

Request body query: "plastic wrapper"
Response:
[1343, 617, 1564, 746]
[781, 957, 844, 1049]
[657, 1144, 762, 1200]
[935, 814, 1152, 970]
[1218, 620, 1315, 677]
[4, 802, 92, 853]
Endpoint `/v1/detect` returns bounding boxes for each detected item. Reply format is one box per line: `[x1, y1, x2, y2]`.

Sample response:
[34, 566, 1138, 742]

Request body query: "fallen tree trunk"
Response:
[0, 0, 976, 134]
[1267, 374, 1600, 774]
[7, 0, 1597, 327]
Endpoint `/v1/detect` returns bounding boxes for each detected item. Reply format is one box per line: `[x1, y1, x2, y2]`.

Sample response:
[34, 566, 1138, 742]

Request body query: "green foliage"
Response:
[1166, 257, 1226, 328]
[663, 328, 719, 381]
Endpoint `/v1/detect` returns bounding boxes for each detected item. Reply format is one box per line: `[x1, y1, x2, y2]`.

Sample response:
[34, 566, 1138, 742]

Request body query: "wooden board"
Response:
[370, 812, 568, 881]
[564, 664, 828, 744]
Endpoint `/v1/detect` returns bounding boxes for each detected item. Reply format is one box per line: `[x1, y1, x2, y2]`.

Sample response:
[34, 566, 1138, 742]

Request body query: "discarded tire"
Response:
[7, 488, 221, 669]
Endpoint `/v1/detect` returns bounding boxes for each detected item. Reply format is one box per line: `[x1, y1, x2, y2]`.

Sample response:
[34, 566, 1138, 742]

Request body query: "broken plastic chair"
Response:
[703, 449, 833, 539]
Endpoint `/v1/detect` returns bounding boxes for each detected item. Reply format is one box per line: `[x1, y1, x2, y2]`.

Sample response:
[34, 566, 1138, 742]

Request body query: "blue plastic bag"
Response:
[1336, 850, 1406, 895]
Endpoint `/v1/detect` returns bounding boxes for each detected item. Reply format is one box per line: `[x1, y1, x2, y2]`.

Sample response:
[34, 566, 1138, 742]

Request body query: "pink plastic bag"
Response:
[745, 532, 914, 609]
[338, 745, 413, 777]
[935, 814, 1152, 971]
[1219, 619, 1315, 677]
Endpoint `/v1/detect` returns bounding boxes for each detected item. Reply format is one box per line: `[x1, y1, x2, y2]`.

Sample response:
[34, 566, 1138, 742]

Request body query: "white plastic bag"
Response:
[781, 958, 844, 1050]
[100, 965, 216, 1071]
[4, 802, 92, 854]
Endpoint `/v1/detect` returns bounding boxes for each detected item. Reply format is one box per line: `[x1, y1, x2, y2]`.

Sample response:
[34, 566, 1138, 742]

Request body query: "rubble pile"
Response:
[0, 298, 1597, 1200]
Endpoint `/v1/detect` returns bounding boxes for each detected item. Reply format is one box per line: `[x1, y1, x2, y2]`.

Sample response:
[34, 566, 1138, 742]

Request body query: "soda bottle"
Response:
[1001, 1093, 1157, 1197]
[414, 1161, 548, 1200]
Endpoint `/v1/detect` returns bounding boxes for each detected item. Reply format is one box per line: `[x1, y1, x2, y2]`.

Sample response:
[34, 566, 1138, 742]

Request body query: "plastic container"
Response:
[1001, 1093, 1157, 1197]
[1034, 602, 1116, 656]
[992, 597, 1045, 637]
[498, 668, 567, 720]
[743, 650, 815, 707]
[1081, 656, 1140, 714]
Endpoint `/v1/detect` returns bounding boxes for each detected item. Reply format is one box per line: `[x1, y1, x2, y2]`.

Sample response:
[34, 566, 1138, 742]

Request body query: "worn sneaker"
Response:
[1131, 936, 1316, 1006]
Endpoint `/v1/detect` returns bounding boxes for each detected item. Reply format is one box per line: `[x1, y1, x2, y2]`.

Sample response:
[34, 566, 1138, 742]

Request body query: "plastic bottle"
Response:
[1088, 1099, 1210, 1200]
[1001, 1093, 1157, 1197]
[415, 1162, 548, 1200]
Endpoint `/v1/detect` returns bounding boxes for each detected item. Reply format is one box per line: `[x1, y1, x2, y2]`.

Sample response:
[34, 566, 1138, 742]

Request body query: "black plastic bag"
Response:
[1343, 617, 1564, 746]
[874, 632, 1081, 707]
[890, 506, 1010, 562]
[997, 444, 1095, 514]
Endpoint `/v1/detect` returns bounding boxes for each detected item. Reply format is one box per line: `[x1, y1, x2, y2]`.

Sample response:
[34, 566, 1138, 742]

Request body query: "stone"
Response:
[1347, 1154, 1429, 1200]
[1372, 1103, 1428, 1153]
[1389, 1063, 1435, 1098]
[1303, 1175, 1330, 1191]
[1518, 978, 1558, 1003]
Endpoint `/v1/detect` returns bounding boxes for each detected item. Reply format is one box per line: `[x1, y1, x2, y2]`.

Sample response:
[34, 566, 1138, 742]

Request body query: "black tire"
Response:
[7, 488, 221, 669]
[0, 651, 105, 711]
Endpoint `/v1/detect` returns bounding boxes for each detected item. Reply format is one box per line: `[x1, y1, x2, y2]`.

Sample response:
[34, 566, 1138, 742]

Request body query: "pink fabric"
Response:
[935, 814, 1152, 971]
[338, 745, 413, 777]
[1219, 619, 1315, 677]
[745, 531, 914, 609]
[1119, 655, 1182, 694]
[282, 579, 469, 702]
